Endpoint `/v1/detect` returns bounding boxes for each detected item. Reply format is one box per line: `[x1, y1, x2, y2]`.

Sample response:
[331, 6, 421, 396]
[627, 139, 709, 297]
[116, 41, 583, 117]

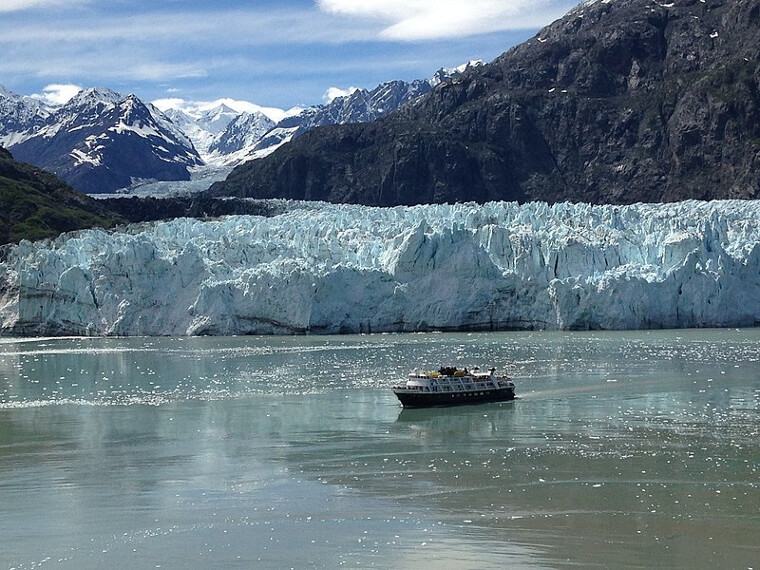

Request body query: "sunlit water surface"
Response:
[1, 330, 759, 569]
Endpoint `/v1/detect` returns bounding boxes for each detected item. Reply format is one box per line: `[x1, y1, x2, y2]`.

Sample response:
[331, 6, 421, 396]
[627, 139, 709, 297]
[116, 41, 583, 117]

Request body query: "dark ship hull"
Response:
[393, 385, 515, 409]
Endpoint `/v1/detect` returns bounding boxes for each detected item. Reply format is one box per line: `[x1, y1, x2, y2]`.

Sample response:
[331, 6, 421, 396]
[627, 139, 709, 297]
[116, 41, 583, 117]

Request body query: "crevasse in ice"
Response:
[1, 200, 759, 335]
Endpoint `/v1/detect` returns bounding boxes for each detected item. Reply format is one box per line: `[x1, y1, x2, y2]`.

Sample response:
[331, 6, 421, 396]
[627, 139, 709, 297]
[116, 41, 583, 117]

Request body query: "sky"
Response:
[0, 0, 580, 112]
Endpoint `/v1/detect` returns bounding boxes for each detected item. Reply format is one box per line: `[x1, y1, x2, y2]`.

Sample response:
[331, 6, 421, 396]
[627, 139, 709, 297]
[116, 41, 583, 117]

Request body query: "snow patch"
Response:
[69, 148, 101, 167]
[109, 121, 161, 138]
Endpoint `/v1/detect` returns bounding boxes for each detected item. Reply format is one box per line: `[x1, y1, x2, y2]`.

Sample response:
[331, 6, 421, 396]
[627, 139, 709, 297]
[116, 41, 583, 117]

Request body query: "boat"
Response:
[392, 366, 515, 408]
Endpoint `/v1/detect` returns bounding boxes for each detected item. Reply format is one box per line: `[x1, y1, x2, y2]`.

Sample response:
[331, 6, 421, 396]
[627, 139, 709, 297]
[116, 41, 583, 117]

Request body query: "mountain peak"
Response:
[0, 85, 20, 100]
[206, 103, 237, 115]
[68, 87, 124, 108]
[209, 0, 760, 206]
[7, 87, 201, 194]
[430, 60, 485, 86]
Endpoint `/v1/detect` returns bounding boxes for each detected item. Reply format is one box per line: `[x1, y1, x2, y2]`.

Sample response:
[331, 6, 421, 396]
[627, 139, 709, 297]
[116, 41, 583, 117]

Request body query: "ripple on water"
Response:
[1, 331, 760, 569]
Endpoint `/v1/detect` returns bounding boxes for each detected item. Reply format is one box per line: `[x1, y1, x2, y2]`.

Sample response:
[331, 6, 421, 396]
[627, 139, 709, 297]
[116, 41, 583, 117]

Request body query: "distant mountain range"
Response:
[155, 60, 484, 169]
[0, 62, 482, 194]
[2, 88, 202, 194]
[0, 85, 50, 147]
[209, 0, 760, 206]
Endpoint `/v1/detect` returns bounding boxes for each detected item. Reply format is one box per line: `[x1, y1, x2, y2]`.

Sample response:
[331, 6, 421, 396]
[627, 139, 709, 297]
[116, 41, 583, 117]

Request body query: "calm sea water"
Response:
[1, 331, 758, 569]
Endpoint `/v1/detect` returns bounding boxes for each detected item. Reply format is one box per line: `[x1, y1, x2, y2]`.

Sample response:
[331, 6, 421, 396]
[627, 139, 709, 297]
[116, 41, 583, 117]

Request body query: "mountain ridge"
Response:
[1, 63, 484, 193]
[6, 88, 203, 194]
[208, 0, 760, 205]
[158, 62, 485, 168]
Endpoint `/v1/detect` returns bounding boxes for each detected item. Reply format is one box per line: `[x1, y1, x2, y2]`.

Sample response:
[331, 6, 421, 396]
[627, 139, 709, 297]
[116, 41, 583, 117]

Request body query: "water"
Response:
[1, 330, 758, 569]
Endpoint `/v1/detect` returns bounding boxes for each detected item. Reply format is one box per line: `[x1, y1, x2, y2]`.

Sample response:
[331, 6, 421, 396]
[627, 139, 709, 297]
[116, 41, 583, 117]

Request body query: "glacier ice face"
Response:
[1, 200, 759, 336]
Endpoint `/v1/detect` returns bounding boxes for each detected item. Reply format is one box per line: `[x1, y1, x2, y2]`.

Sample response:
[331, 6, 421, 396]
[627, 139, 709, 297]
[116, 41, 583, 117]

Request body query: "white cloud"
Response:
[323, 86, 360, 103]
[0, 5, 379, 96]
[0, 0, 66, 12]
[0, 7, 372, 47]
[317, 0, 572, 40]
[130, 62, 208, 82]
[151, 97, 289, 123]
[30, 83, 82, 106]
[151, 98, 187, 112]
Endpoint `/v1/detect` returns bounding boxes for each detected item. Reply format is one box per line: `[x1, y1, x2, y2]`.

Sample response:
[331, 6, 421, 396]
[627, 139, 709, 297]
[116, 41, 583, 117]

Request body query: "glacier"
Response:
[1, 200, 759, 336]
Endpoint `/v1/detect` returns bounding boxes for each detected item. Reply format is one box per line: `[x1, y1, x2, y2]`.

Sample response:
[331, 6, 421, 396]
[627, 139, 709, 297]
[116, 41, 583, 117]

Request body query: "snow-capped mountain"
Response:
[8, 88, 202, 194]
[429, 60, 485, 87]
[289, 78, 433, 127]
[154, 99, 291, 167]
[1, 199, 758, 336]
[149, 65, 479, 170]
[0, 61, 484, 192]
[244, 62, 485, 163]
[162, 103, 245, 156]
[206, 111, 276, 165]
[0, 85, 51, 147]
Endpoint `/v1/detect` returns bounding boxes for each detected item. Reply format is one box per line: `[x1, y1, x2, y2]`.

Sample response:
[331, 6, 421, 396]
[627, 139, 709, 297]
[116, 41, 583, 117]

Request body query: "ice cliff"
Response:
[1, 200, 759, 336]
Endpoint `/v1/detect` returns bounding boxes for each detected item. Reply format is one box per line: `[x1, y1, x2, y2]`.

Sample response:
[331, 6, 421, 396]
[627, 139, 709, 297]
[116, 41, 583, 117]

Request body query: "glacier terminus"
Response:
[1, 199, 759, 336]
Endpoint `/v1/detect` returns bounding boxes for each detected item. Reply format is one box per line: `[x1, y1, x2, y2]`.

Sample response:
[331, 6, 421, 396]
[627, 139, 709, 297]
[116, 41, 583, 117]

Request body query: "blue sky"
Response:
[1, 0, 579, 111]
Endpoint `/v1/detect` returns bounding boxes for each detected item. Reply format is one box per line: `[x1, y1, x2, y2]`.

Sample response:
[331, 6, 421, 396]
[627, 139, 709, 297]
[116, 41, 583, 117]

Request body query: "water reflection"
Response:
[1, 330, 759, 569]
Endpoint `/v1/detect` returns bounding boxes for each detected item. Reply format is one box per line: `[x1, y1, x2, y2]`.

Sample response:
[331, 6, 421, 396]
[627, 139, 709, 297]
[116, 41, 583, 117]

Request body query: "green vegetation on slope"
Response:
[0, 146, 123, 245]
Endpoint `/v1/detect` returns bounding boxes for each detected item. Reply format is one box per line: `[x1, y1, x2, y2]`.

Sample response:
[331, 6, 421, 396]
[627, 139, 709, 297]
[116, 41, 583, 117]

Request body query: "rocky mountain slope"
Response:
[0, 85, 51, 148]
[3, 88, 203, 194]
[242, 62, 485, 162]
[209, 0, 760, 205]
[0, 146, 122, 244]
[1, 64, 480, 193]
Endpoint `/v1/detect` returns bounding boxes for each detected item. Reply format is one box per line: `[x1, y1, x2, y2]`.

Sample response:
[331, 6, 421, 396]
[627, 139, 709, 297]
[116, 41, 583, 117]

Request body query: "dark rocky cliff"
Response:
[209, 0, 760, 205]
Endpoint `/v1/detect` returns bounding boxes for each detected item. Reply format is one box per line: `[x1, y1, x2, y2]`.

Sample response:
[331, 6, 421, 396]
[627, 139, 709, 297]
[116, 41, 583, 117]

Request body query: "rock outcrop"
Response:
[209, 0, 760, 205]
